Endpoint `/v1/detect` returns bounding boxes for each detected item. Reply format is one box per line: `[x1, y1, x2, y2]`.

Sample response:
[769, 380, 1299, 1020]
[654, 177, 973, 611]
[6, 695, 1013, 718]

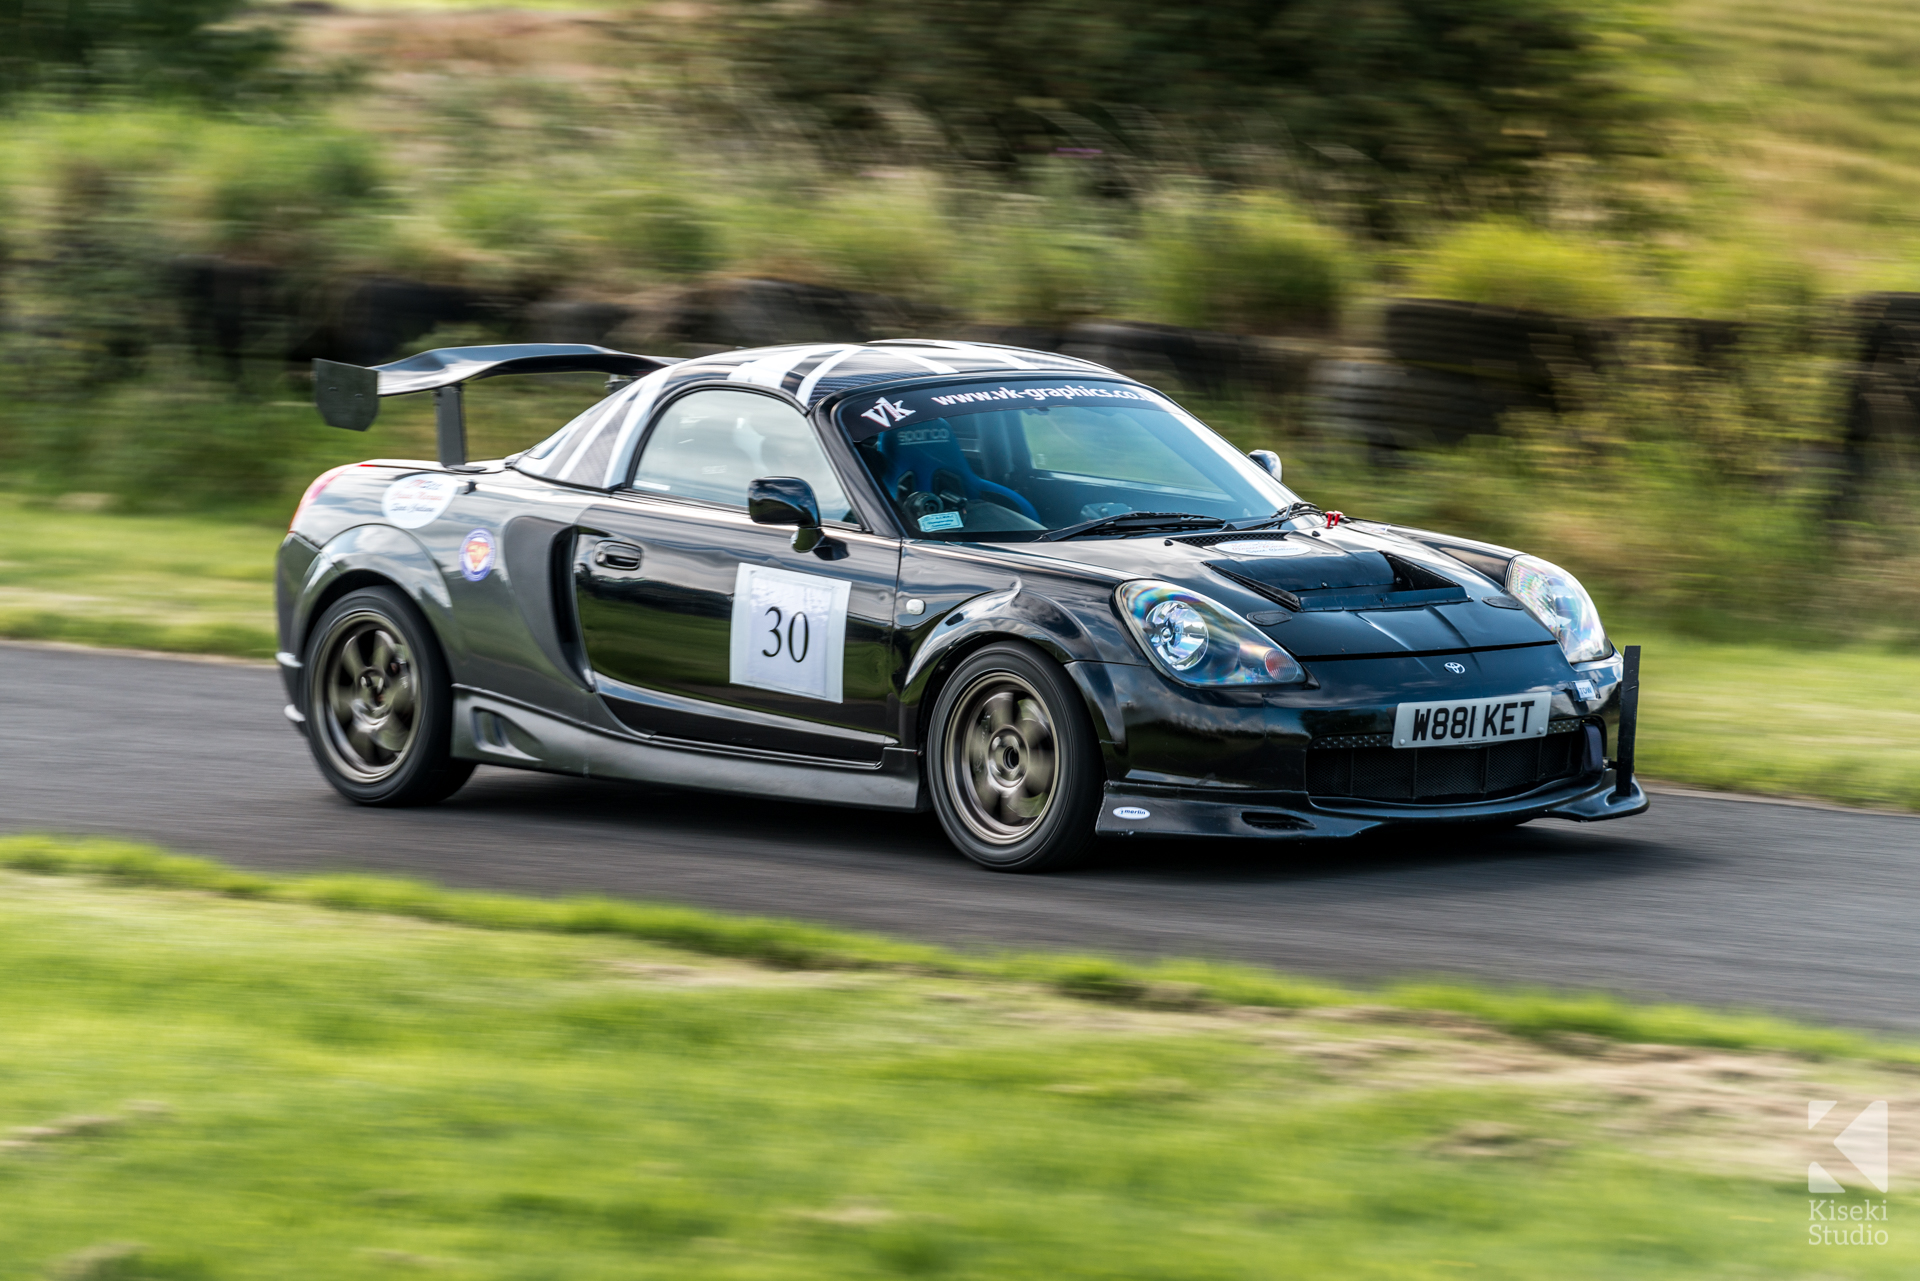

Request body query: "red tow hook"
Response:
[1324, 510, 1345, 528]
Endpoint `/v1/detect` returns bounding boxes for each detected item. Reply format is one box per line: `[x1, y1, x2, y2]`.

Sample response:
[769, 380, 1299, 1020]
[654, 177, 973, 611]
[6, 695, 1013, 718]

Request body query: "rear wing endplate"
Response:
[313, 344, 674, 469]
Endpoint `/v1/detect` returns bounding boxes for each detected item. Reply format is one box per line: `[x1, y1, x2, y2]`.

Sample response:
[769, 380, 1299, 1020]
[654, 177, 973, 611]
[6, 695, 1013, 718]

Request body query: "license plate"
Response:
[1392, 693, 1551, 748]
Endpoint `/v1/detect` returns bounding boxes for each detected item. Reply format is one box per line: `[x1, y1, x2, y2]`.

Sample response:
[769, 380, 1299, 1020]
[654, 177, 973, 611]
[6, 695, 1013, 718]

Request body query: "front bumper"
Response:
[1071, 644, 1646, 840]
[1095, 769, 1648, 840]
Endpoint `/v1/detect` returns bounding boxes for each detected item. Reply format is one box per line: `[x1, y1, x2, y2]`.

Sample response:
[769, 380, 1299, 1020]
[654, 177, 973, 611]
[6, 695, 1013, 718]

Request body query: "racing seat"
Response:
[872, 427, 1040, 522]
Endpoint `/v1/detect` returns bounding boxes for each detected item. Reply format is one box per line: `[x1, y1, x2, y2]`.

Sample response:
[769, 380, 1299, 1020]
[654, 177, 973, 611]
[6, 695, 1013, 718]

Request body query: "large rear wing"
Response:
[313, 344, 675, 470]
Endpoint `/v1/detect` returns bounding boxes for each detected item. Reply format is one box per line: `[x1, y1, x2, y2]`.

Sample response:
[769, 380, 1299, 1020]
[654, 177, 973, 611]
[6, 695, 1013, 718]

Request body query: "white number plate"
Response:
[1392, 693, 1551, 748]
[728, 564, 851, 703]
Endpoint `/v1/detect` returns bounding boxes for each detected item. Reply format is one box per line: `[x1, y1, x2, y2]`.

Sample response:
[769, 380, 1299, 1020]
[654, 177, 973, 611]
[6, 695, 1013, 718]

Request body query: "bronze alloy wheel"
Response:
[942, 669, 1061, 846]
[314, 609, 421, 784]
[301, 586, 473, 807]
[927, 643, 1099, 871]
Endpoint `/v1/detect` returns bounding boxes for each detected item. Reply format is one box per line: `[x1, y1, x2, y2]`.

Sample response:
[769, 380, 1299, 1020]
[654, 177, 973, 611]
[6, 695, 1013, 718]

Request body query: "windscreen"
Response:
[835, 379, 1295, 540]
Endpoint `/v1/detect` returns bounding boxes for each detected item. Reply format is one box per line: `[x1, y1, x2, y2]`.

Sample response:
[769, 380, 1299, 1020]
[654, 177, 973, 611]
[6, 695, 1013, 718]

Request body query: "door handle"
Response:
[592, 540, 643, 571]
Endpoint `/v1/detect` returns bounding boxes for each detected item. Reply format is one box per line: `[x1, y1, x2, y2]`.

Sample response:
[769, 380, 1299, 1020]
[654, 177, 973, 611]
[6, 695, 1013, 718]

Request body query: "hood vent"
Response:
[1209, 564, 1304, 611]
[1209, 552, 1468, 612]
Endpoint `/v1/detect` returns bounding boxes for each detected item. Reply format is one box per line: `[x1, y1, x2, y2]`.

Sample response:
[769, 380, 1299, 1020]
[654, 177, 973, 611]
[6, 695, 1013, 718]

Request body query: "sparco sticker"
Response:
[460, 528, 497, 582]
[382, 473, 461, 529]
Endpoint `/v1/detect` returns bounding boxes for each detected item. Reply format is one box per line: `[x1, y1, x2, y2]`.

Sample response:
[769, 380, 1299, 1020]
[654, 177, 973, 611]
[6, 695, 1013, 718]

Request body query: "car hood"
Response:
[954, 522, 1558, 661]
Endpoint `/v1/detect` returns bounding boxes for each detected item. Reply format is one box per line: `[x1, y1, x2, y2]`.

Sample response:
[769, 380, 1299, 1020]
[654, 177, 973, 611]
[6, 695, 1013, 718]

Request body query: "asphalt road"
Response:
[4, 641, 1916, 1031]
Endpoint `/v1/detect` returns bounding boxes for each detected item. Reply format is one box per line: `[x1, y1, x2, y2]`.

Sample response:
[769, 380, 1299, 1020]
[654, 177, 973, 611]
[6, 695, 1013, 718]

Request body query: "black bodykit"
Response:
[278, 341, 1645, 848]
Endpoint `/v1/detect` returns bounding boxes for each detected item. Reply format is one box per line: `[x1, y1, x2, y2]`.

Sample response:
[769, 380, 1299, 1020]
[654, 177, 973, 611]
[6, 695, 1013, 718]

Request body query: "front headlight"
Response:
[1116, 581, 1304, 685]
[1506, 555, 1610, 663]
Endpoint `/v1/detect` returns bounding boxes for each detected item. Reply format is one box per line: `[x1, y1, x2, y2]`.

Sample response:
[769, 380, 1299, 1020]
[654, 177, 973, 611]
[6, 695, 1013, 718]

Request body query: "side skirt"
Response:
[451, 686, 925, 811]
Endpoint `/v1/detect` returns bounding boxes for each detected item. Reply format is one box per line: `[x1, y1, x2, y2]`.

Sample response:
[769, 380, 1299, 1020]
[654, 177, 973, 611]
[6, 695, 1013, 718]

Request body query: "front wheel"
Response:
[927, 642, 1102, 872]
[302, 585, 474, 807]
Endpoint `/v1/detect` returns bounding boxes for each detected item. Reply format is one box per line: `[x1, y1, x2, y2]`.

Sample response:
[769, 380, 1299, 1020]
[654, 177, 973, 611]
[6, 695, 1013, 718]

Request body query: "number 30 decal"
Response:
[729, 565, 850, 702]
[760, 606, 811, 663]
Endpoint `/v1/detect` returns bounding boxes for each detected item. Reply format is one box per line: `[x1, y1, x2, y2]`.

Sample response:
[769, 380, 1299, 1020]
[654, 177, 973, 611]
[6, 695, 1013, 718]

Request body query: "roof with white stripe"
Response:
[513, 339, 1119, 489]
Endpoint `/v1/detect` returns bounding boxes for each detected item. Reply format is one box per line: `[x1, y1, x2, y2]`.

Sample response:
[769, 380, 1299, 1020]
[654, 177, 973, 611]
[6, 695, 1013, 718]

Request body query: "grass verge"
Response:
[3, 839, 1918, 1279]
[2, 834, 1913, 1065]
[1633, 635, 1920, 811]
[0, 496, 281, 659]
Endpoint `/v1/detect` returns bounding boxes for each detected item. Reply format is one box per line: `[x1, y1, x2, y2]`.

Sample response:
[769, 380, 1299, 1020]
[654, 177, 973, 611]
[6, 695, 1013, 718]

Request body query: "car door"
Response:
[572, 385, 902, 763]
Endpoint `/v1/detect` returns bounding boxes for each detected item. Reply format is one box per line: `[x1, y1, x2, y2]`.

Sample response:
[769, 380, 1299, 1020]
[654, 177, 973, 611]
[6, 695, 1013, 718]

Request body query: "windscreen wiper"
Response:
[1238, 501, 1324, 530]
[1039, 511, 1229, 542]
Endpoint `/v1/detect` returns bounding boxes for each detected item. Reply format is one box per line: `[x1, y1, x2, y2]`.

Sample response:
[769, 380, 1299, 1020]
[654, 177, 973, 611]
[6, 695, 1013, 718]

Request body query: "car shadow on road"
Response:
[442, 766, 1681, 892]
[1073, 821, 1679, 891]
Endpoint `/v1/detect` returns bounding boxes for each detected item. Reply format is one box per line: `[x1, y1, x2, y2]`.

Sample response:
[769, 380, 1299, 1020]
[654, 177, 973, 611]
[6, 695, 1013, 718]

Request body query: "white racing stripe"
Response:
[793, 345, 865, 405]
[727, 345, 843, 390]
[884, 349, 960, 375]
[596, 369, 677, 488]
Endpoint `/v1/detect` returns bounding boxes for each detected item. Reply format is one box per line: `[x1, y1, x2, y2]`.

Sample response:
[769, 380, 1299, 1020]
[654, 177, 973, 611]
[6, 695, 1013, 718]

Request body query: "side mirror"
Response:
[748, 476, 824, 552]
[1248, 449, 1282, 481]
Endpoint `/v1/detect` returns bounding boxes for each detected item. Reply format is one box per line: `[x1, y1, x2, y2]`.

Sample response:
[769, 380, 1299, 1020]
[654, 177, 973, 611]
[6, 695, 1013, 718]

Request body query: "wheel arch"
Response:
[291, 524, 458, 667]
[908, 633, 1125, 774]
[901, 580, 1131, 758]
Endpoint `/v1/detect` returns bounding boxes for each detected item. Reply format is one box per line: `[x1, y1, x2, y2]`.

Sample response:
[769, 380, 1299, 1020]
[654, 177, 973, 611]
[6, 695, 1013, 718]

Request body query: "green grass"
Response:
[1, 835, 1911, 1064]
[0, 495, 283, 659]
[3, 839, 1918, 1279]
[1636, 634, 1920, 810]
[1666, 0, 1920, 279]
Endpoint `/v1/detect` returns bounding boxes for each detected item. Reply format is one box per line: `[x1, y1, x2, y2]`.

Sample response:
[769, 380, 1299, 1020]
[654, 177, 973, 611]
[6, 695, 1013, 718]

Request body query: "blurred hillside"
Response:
[1663, 0, 1920, 286]
[1, 0, 1919, 645]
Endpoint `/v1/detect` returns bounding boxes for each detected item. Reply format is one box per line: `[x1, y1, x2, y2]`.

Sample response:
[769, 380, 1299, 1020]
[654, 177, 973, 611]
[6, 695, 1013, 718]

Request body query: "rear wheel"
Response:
[303, 586, 474, 806]
[927, 642, 1101, 872]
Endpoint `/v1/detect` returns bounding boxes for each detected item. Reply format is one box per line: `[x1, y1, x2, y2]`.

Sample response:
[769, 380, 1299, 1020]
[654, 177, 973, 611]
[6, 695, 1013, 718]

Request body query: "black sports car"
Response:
[281, 338, 1645, 871]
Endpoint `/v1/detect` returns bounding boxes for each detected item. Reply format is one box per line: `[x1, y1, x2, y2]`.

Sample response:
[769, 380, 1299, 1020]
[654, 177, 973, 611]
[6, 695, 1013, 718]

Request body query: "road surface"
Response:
[3, 642, 1915, 1030]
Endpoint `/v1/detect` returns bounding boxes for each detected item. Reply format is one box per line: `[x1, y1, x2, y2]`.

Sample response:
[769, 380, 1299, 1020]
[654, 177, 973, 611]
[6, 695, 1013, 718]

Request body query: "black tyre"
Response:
[927, 642, 1102, 872]
[302, 586, 474, 807]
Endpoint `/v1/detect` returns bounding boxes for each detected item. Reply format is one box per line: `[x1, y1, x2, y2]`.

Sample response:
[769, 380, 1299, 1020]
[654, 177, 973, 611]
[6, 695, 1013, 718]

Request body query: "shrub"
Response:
[590, 189, 720, 279]
[199, 129, 387, 268]
[1670, 240, 1823, 323]
[707, 0, 1658, 216]
[1144, 192, 1349, 334]
[959, 213, 1134, 327]
[1410, 220, 1644, 318]
[2, 0, 288, 102]
[796, 182, 953, 301]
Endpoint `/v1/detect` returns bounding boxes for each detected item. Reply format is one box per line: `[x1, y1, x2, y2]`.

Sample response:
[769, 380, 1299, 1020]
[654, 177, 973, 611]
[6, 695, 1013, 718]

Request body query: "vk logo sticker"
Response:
[859, 396, 915, 429]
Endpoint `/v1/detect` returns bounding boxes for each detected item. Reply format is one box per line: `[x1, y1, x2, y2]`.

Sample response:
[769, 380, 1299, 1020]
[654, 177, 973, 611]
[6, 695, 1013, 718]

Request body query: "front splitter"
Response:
[1095, 772, 1648, 840]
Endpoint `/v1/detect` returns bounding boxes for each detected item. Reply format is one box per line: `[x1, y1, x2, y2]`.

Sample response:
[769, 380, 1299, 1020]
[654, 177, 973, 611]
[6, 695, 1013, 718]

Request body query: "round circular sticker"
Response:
[460, 528, 497, 582]
[382, 473, 461, 529]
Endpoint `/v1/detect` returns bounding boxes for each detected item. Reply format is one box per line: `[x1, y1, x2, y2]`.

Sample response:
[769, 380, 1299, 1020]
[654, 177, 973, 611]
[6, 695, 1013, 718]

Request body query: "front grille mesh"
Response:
[1307, 720, 1589, 802]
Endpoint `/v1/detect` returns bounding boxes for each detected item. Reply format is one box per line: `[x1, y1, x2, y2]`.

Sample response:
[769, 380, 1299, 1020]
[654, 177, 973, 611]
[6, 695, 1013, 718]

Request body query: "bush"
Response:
[202, 131, 386, 266]
[1670, 240, 1823, 324]
[707, 0, 1657, 215]
[446, 180, 577, 284]
[957, 211, 1134, 327]
[792, 181, 953, 301]
[589, 189, 720, 279]
[1410, 220, 1644, 317]
[1144, 193, 1349, 334]
[2, 0, 287, 102]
